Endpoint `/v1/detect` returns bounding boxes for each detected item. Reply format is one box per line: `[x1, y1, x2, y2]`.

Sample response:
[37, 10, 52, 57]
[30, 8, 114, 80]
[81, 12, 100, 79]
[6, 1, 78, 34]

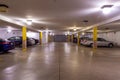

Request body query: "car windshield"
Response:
[86, 38, 92, 41]
[98, 38, 106, 41]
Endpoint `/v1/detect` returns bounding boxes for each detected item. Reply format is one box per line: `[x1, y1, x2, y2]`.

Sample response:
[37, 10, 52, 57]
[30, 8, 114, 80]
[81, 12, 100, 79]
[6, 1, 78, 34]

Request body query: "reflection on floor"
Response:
[0, 42, 120, 80]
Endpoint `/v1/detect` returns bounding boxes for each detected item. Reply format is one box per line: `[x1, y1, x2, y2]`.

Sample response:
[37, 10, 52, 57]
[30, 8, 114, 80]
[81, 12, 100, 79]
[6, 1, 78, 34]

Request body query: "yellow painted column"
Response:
[71, 34, 74, 42]
[22, 27, 27, 51]
[77, 32, 81, 46]
[93, 27, 98, 49]
[39, 32, 43, 45]
[48, 34, 51, 42]
[67, 35, 70, 42]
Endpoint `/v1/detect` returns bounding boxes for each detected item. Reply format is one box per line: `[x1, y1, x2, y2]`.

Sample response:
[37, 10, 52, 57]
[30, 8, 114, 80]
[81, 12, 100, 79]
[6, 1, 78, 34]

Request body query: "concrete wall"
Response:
[0, 30, 22, 39]
[0, 30, 49, 44]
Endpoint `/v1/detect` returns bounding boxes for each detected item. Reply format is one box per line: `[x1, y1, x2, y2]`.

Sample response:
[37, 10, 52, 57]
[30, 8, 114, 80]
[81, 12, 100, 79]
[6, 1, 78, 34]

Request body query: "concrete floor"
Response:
[0, 42, 120, 80]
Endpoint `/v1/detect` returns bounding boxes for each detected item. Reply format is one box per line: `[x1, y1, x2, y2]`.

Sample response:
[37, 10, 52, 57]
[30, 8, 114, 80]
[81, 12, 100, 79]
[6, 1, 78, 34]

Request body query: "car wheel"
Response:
[4, 50, 9, 53]
[108, 43, 113, 48]
[90, 43, 93, 47]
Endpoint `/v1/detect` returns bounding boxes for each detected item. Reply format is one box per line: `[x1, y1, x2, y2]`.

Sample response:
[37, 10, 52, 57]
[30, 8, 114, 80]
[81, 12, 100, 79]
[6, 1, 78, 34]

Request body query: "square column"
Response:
[77, 32, 81, 46]
[93, 27, 98, 49]
[39, 32, 43, 45]
[22, 27, 27, 51]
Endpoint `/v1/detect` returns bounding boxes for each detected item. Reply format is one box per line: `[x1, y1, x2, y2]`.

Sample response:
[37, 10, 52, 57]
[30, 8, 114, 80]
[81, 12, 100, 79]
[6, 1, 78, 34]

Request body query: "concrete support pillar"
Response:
[93, 27, 98, 49]
[22, 26, 27, 51]
[67, 35, 70, 42]
[39, 32, 43, 45]
[77, 32, 81, 46]
[71, 34, 74, 42]
[48, 34, 51, 42]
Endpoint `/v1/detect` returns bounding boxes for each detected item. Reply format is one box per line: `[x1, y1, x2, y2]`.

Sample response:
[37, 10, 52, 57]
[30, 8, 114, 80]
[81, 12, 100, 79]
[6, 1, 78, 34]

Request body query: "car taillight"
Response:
[84, 40, 87, 42]
[2, 42, 9, 44]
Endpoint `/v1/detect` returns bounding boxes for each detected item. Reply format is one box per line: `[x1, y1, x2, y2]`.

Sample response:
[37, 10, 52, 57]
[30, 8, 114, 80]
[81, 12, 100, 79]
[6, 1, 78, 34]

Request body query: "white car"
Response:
[82, 38, 114, 48]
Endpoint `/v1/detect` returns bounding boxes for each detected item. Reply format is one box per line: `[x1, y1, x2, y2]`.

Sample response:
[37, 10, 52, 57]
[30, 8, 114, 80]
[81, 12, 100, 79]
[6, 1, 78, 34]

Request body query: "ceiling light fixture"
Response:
[73, 28, 77, 31]
[67, 31, 70, 35]
[82, 32, 85, 35]
[0, 4, 9, 12]
[27, 20, 32, 25]
[7, 29, 12, 33]
[101, 5, 113, 14]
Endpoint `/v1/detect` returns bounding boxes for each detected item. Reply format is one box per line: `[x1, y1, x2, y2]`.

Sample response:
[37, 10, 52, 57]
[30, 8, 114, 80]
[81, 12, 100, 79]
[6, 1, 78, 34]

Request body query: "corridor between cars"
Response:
[0, 42, 120, 80]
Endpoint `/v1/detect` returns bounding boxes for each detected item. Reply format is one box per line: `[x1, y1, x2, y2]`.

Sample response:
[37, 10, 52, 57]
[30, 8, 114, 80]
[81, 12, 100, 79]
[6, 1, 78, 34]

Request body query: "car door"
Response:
[97, 38, 108, 46]
[15, 37, 22, 45]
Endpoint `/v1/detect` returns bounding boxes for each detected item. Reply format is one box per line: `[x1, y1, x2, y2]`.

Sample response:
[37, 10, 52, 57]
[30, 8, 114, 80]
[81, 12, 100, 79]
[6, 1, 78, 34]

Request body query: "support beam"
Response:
[77, 32, 81, 46]
[39, 32, 43, 45]
[22, 26, 27, 51]
[93, 27, 98, 49]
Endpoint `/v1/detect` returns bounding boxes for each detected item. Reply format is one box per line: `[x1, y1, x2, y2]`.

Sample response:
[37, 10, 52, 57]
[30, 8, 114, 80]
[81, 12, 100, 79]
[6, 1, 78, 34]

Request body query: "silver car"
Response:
[82, 38, 114, 48]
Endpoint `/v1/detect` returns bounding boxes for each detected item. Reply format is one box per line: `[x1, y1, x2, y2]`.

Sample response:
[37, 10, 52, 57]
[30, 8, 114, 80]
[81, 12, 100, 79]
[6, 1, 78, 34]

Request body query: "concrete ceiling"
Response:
[0, 0, 120, 32]
[98, 19, 120, 31]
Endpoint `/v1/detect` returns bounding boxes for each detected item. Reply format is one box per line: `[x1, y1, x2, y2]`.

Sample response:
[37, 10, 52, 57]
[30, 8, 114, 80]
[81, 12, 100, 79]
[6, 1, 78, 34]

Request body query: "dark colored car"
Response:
[32, 38, 39, 45]
[8, 36, 34, 47]
[73, 37, 77, 43]
[0, 38, 15, 52]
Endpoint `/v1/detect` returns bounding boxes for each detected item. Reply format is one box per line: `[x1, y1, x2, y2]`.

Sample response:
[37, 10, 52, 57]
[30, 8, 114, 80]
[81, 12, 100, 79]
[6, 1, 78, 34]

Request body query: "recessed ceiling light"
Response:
[101, 5, 113, 14]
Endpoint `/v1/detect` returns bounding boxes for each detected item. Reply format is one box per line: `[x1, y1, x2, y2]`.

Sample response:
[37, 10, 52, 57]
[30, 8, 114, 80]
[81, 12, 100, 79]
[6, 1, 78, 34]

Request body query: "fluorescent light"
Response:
[102, 7, 111, 14]
[101, 5, 113, 14]
[82, 32, 85, 35]
[68, 31, 70, 34]
[73, 28, 77, 31]
[7, 29, 12, 33]
[7, 27, 12, 33]
[65, 33, 67, 36]
[27, 20, 32, 25]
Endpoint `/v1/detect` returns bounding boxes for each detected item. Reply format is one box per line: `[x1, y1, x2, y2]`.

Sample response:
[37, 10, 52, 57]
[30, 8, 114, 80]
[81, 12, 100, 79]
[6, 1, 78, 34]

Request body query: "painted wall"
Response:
[0, 30, 49, 44]
[0, 30, 22, 39]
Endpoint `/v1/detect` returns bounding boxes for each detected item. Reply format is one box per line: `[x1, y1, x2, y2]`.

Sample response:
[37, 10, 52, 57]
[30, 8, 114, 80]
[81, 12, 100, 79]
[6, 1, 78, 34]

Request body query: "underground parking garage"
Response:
[0, 0, 120, 80]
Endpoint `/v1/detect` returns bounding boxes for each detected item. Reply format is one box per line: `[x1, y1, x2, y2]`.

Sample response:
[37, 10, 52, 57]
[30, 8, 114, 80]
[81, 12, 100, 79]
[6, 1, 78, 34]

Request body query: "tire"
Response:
[90, 43, 93, 47]
[108, 43, 113, 48]
[4, 50, 9, 52]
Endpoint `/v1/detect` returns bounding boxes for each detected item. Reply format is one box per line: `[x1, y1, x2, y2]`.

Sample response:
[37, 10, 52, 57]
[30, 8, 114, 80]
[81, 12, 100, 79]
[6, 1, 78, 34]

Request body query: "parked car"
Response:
[29, 38, 36, 45]
[73, 37, 77, 43]
[8, 36, 35, 47]
[80, 37, 90, 45]
[0, 38, 15, 52]
[32, 38, 39, 45]
[82, 37, 114, 48]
